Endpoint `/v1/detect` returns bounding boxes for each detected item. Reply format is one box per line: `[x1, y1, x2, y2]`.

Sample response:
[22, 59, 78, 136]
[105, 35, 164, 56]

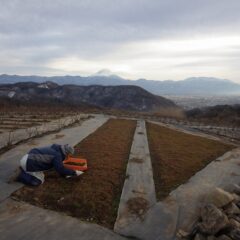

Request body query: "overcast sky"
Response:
[0, 0, 240, 82]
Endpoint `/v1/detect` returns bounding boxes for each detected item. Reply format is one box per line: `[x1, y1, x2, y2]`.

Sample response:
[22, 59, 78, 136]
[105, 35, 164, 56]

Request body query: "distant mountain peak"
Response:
[92, 69, 122, 79]
[94, 69, 112, 76]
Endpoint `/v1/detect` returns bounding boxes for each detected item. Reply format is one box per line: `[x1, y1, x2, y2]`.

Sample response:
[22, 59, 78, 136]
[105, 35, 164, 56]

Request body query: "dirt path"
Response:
[146, 122, 235, 200]
[13, 119, 136, 228]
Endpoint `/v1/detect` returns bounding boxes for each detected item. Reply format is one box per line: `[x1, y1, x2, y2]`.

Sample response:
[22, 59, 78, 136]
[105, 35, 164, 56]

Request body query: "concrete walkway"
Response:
[114, 120, 156, 236]
[0, 199, 126, 240]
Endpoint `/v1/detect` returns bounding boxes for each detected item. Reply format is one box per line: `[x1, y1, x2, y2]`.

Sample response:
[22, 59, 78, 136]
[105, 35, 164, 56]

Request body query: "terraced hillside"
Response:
[11, 116, 235, 231]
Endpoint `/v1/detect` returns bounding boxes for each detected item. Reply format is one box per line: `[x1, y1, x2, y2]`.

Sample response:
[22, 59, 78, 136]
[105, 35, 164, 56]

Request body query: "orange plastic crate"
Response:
[63, 156, 88, 171]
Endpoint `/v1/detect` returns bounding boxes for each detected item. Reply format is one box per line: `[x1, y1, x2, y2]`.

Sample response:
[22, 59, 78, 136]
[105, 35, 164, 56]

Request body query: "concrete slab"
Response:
[0, 199, 126, 240]
[0, 181, 22, 203]
[0, 115, 109, 198]
[114, 120, 156, 236]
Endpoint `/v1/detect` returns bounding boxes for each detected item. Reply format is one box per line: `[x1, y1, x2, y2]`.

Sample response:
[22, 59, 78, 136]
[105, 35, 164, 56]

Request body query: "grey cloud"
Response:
[174, 58, 240, 69]
[1, 0, 240, 39]
[0, 0, 240, 78]
[0, 65, 65, 76]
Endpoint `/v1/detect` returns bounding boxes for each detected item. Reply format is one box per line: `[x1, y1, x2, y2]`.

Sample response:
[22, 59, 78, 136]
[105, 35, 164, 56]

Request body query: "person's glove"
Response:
[75, 170, 84, 176]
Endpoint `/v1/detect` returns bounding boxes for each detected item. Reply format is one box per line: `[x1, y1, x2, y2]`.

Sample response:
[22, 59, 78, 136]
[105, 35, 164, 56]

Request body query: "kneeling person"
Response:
[16, 144, 83, 186]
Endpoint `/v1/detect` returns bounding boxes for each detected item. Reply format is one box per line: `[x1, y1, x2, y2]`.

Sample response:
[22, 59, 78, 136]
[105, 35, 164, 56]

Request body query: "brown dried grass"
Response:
[146, 122, 235, 200]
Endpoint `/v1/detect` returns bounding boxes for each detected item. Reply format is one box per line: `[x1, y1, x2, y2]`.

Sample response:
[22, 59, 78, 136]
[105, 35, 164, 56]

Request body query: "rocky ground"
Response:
[177, 187, 240, 240]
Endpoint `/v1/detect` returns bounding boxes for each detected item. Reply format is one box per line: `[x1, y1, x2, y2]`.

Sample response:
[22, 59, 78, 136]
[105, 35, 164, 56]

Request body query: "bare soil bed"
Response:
[13, 119, 136, 228]
[146, 122, 235, 200]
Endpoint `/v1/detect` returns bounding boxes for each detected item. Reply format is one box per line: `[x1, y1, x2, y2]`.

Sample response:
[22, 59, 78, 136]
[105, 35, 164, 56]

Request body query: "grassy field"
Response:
[146, 122, 235, 200]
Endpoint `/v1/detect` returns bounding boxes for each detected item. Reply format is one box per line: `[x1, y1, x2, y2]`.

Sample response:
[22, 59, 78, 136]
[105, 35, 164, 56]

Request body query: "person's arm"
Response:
[66, 170, 84, 178]
[52, 153, 76, 176]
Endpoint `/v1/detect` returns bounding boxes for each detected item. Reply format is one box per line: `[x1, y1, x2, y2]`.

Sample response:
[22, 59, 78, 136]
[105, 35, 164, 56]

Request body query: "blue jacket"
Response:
[26, 144, 76, 176]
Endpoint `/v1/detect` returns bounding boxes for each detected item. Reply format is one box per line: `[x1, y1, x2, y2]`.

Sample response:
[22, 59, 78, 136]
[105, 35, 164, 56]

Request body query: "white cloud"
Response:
[0, 0, 240, 81]
[47, 35, 240, 81]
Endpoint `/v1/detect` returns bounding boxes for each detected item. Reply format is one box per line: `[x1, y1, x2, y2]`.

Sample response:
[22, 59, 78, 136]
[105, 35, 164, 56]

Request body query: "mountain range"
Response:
[0, 74, 240, 96]
[0, 81, 179, 112]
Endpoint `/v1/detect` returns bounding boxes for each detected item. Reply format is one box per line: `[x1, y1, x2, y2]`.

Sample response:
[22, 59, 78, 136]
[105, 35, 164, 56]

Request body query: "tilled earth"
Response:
[147, 122, 235, 200]
[13, 119, 136, 228]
